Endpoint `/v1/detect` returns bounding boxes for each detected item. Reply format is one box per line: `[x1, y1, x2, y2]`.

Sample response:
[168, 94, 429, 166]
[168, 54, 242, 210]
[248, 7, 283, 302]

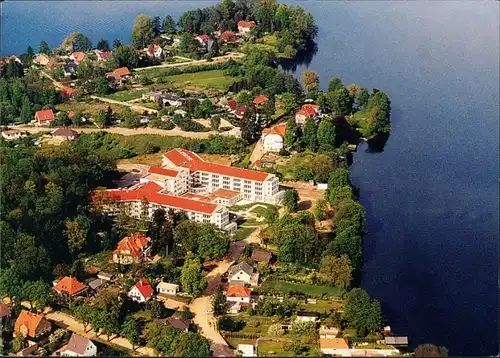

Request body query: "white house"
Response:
[228, 262, 259, 287]
[296, 311, 319, 323]
[237, 344, 257, 357]
[237, 21, 256, 34]
[128, 278, 154, 303]
[319, 338, 351, 357]
[61, 333, 97, 357]
[226, 285, 251, 304]
[157, 282, 179, 295]
[261, 123, 286, 151]
[146, 44, 163, 59]
[1, 129, 26, 140]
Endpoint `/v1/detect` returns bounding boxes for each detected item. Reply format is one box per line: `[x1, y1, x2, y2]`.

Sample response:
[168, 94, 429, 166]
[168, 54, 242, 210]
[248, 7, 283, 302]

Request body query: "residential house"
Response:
[237, 21, 256, 34]
[319, 337, 351, 357]
[142, 90, 164, 103]
[70, 52, 86, 64]
[106, 67, 132, 85]
[88, 279, 105, 293]
[60, 333, 97, 357]
[235, 105, 248, 119]
[261, 122, 286, 151]
[97, 272, 115, 281]
[225, 99, 237, 112]
[146, 44, 163, 59]
[250, 249, 272, 264]
[295, 104, 320, 125]
[96, 51, 112, 62]
[52, 128, 79, 141]
[228, 262, 259, 286]
[63, 63, 78, 77]
[165, 317, 190, 332]
[14, 310, 52, 338]
[237, 344, 257, 357]
[53, 276, 87, 297]
[384, 337, 408, 347]
[253, 95, 269, 105]
[60, 86, 77, 99]
[163, 93, 184, 107]
[251, 160, 262, 170]
[319, 325, 339, 338]
[0, 302, 11, 320]
[212, 343, 235, 357]
[226, 285, 252, 304]
[128, 278, 154, 303]
[296, 311, 319, 323]
[174, 109, 187, 117]
[33, 53, 50, 66]
[1, 129, 26, 140]
[112, 232, 152, 265]
[157, 282, 180, 295]
[195, 34, 209, 45]
[34, 109, 55, 126]
[220, 31, 236, 42]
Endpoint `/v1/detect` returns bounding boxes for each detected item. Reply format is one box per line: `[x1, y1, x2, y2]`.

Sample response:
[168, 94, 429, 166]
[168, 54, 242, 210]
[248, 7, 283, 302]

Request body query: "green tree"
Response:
[319, 255, 352, 289]
[198, 229, 229, 260]
[284, 118, 298, 148]
[73, 33, 93, 52]
[313, 198, 327, 221]
[301, 69, 319, 92]
[283, 189, 299, 213]
[19, 96, 32, 123]
[39, 40, 50, 55]
[171, 332, 211, 357]
[11, 332, 26, 353]
[96, 39, 110, 51]
[289, 321, 316, 336]
[328, 88, 353, 116]
[113, 39, 122, 49]
[237, 91, 253, 107]
[240, 105, 262, 144]
[211, 285, 227, 316]
[334, 200, 366, 235]
[367, 90, 391, 134]
[113, 45, 139, 68]
[328, 77, 343, 92]
[121, 318, 141, 350]
[344, 288, 382, 336]
[357, 87, 369, 109]
[150, 209, 174, 256]
[0, 268, 25, 302]
[210, 116, 221, 130]
[317, 118, 336, 149]
[73, 303, 93, 332]
[280, 92, 297, 114]
[327, 226, 363, 271]
[132, 14, 155, 49]
[162, 15, 177, 34]
[276, 223, 317, 265]
[23, 280, 51, 311]
[64, 216, 89, 256]
[152, 16, 162, 36]
[328, 185, 354, 207]
[26, 46, 35, 63]
[301, 118, 318, 151]
[96, 110, 110, 128]
[180, 256, 207, 297]
[144, 321, 180, 354]
[327, 168, 351, 191]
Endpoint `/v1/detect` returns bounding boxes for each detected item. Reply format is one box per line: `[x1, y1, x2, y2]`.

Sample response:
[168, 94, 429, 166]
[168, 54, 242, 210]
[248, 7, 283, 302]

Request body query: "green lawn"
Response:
[132, 310, 152, 322]
[164, 70, 237, 90]
[229, 202, 277, 212]
[298, 299, 344, 313]
[346, 110, 374, 137]
[233, 227, 257, 241]
[251, 206, 269, 217]
[237, 315, 279, 335]
[139, 102, 160, 110]
[240, 218, 260, 227]
[262, 280, 344, 297]
[83, 251, 113, 271]
[257, 340, 320, 357]
[104, 89, 146, 102]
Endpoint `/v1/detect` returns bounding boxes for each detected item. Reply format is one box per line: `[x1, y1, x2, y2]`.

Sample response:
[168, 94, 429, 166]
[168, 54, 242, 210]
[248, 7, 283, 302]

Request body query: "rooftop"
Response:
[227, 285, 252, 297]
[319, 337, 349, 350]
[53, 276, 86, 295]
[65, 333, 92, 355]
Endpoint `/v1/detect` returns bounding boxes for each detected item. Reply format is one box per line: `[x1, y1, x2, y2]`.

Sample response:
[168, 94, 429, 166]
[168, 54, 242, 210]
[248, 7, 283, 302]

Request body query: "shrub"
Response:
[267, 323, 285, 337]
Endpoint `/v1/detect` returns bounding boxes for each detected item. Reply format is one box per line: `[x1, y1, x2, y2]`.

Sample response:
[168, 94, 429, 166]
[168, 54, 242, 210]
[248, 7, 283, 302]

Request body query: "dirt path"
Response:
[249, 140, 266, 164]
[188, 260, 234, 346]
[46, 311, 155, 356]
[41, 70, 64, 89]
[90, 95, 158, 114]
[13, 125, 217, 139]
[133, 53, 245, 72]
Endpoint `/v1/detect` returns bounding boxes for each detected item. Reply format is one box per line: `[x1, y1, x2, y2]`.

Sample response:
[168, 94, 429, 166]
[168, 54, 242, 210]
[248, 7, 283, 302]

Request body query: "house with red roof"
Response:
[128, 278, 153, 303]
[195, 34, 210, 44]
[53, 276, 87, 297]
[112, 232, 152, 265]
[235, 105, 248, 119]
[226, 285, 252, 303]
[60, 86, 77, 100]
[106, 67, 132, 85]
[295, 103, 320, 125]
[70, 52, 86, 64]
[226, 99, 238, 112]
[238, 20, 256, 34]
[14, 310, 52, 338]
[96, 51, 112, 62]
[261, 122, 287, 151]
[60, 333, 97, 356]
[33, 53, 50, 66]
[145, 44, 163, 59]
[220, 31, 236, 42]
[253, 95, 269, 105]
[52, 128, 79, 141]
[34, 109, 55, 126]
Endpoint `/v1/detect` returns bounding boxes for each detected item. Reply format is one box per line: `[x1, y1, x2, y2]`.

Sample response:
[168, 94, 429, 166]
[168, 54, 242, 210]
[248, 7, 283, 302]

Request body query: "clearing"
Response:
[104, 89, 147, 102]
[140, 69, 238, 91]
[261, 280, 344, 298]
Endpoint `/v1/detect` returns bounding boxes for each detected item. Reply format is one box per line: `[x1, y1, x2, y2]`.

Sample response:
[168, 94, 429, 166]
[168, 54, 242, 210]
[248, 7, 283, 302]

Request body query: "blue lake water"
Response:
[2, 1, 498, 355]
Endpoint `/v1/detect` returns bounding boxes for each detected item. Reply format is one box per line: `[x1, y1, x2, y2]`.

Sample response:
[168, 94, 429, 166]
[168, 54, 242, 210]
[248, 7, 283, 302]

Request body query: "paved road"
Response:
[188, 259, 234, 346]
[46, 311, 155, 356]
[133, 53, 245, 72]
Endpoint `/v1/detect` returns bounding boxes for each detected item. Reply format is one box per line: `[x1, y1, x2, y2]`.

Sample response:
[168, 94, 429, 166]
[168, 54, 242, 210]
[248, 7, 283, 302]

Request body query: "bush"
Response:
[178, 309, 193, 320]
[290, 321, 317, 337]
[267, 323, 285, 337]
[171, 116, 210, 132]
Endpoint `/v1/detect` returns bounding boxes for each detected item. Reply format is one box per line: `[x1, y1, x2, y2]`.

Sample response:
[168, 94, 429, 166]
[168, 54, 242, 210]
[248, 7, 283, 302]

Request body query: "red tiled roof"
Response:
[0, 302, 11, 318]
[71, 52, 86, 63]
[53, 276, 87, 295]
[253, 95, 269, 105]
[235, 105, 248, 117]
[98, 51, 112, 60]
[111, 67, 131, 78]
[319, 337, 349, 350]
[14, 311, 50, 338]
[52, 128, 79, 138]
[262, 122, 286, 137]
[102, 181, 219, 214]
[226, 99, 237, 110]
[163, 149, 270, 182]
[238, 20, 256, 28]
[148, 166, 179, 178]
[220, 31, 236, 42]
[252, 160, 262, 169]
[65, 333, 91, 355]
[68, 111, 76, 118]
[133, 278, 153, 299]
[301, 104, 319, 116]
[197, 34, 209, 41]
[114, 232, 151, 257]
[61, 87, 77, 97]
[227, 285, 251, 297]
[35, 109, 55, 122]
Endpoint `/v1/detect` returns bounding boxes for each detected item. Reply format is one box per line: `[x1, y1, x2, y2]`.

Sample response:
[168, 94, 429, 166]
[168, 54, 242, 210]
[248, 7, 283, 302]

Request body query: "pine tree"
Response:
[284, 118, 298, 148]
[20, 97, 31, 123]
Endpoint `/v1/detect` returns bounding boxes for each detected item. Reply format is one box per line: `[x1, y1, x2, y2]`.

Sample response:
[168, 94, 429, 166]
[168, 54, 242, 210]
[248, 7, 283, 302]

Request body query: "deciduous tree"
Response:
[319, 255, 352, 289]
[284, 118, 298, 148]
[301, 70, 319, 92]
[132, 14, 155, 49]
[317, 118, 336, 149]
[180, 255, 207, 297]
[211, 285, 227, 316]
[121, 318, 141, 350]
[344, 288, 382, 336]
[283, 189, 299, 213]
[328, 77, 343, 92]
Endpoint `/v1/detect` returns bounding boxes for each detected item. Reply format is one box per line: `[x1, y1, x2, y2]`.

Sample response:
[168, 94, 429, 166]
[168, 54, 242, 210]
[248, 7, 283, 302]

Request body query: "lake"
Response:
[2, 1, 498, 355]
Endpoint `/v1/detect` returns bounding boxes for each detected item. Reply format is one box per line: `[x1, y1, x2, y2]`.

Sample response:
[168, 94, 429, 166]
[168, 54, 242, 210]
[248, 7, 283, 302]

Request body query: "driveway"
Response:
[46, 311, 155, 356]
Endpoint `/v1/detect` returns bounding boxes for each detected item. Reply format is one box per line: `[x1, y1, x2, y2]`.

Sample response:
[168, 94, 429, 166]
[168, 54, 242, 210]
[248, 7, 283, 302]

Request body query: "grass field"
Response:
[346, 110, 374, 137]
[55, 101, 125, 116]
[298, 299, 344, 313]
[233, 227, 256, 241]
[104, 89, 147, 102]
[262, 280, 344, 297]
[234, 315, 279, 335]
[251, 206, 269, 217]
[229, 202, 277, 212]
[164, 70, 237, 90]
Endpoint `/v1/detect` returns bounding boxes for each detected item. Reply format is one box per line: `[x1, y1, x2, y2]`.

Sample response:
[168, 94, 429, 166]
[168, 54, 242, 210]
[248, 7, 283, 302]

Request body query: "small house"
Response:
[1, 129, 26, 140]
[228, 262, 259, 287]
[52, 128, 79, 141]
[226, 285, 252, 304]
[88, 278, 105, 293]
[34, 109, 55, 126]
[163, 93, 183, 107]
[384, 336, 408, 347]
[97, 272, 115, 281]
[96, 51, 112, 62]
[319, 337, 350, 356]
[250, 249, 272, 264]
[195, 34, 209, 45]
[295, 104, 320, 125]
[261, 123, 286, 151]
[146, 44, 163, 59]
[60, 333, 97, 357]
[237, 344, 257, 357]
[53, 276, 87, 297]
[33, 53, 50, 66]
[128, 278, 153, 303]
[106, 67, 132, 85]
[60, 86, 77, 99]
[237, 21, 256, 34]
[165, 317, 191, 332]
[253, 95, 269, 105]
[225, 99, 237, 112]
[0, 302, 11, 319]
[112, 232, 152, 265]
[14, 310, 52, 338]
[235, 105, 248, 119]
[70, 52, 86, 64]
[157, 282, 179, 295]
[220, 31, 236, 42]
[296, 311, 319, 323]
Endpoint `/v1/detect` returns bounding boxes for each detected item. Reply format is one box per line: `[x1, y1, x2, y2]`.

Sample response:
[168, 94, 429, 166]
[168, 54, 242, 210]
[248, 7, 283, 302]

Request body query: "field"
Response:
[233, 227, 257, 241]
[346, 110, 374, 137]
[198, 153, 233, 165]
[298, 299, 344, 313]
[138, 69, 237, 90]
[55, 101, 125, 116]
[104, 89, 147, 102]
[262, 280, 344, 297]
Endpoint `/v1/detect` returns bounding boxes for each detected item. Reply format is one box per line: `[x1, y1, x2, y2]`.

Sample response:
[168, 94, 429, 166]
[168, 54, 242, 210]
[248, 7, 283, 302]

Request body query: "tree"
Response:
[319, 255, 352, 289]
[283, 189, 299, 213]
[367, 90, 391, 134]
[152, 16, 162, 36]
[327, 168, 351, 190]
[132, 14, 155, 49]
[73, 303, 93, 332]
[198, 229, 229, 260]
[96, 110, 110, 128]
[357, 87, 369, 109]
[264, 206, 279, 224]
[26, 46, 35, 63]
[64, 216, 89, 256]
[144, 321, 180, 354]
[301, 70, 319, 92]
[114, 45, 139, 68]
[96, 39, 110, 51]
[211, 285, 227, 316]
[414, 344, 442, 357]
[240, 105, 262, 144]
[303, 117, 318, 151]
[328, 185, 354, 207]
[290, 321, 317, 336]
[73, 33, 93, 52]
[171, 332, 211, 357]
[267, 323, 285, 337]
[314, 198, 327, 221]
[162, 15, 177, 34]
[276, 223, 317, 264]
[317, 118, 336, 148]
[12, 332, 26, 353]
[0, 268, 25, 302]
[89, 308, 106, 337]
[343, 288, 382, 336]
[19, 96, 31, 123]
[334, 200, 366, 235]
[328, 77, 343, 92]
[328, 88, 353, 116]
[113, 39, 122, 49]
[121, 318, 141, 350]
[280, 92, 297, 114]
[150, 209, 173, 256]
[284, 118, 298, 148]
[327, 226, 363, 271]
[148, 299, 167, 319]
[39, 40, 50, 55]
[237, 91, 252, 107]
[179, 33, 199, 53]
[23, 281, 51, 311]
[180, 256, 207, 297]
[208, 38, 220, 57]
[210, 116, 221, 130]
